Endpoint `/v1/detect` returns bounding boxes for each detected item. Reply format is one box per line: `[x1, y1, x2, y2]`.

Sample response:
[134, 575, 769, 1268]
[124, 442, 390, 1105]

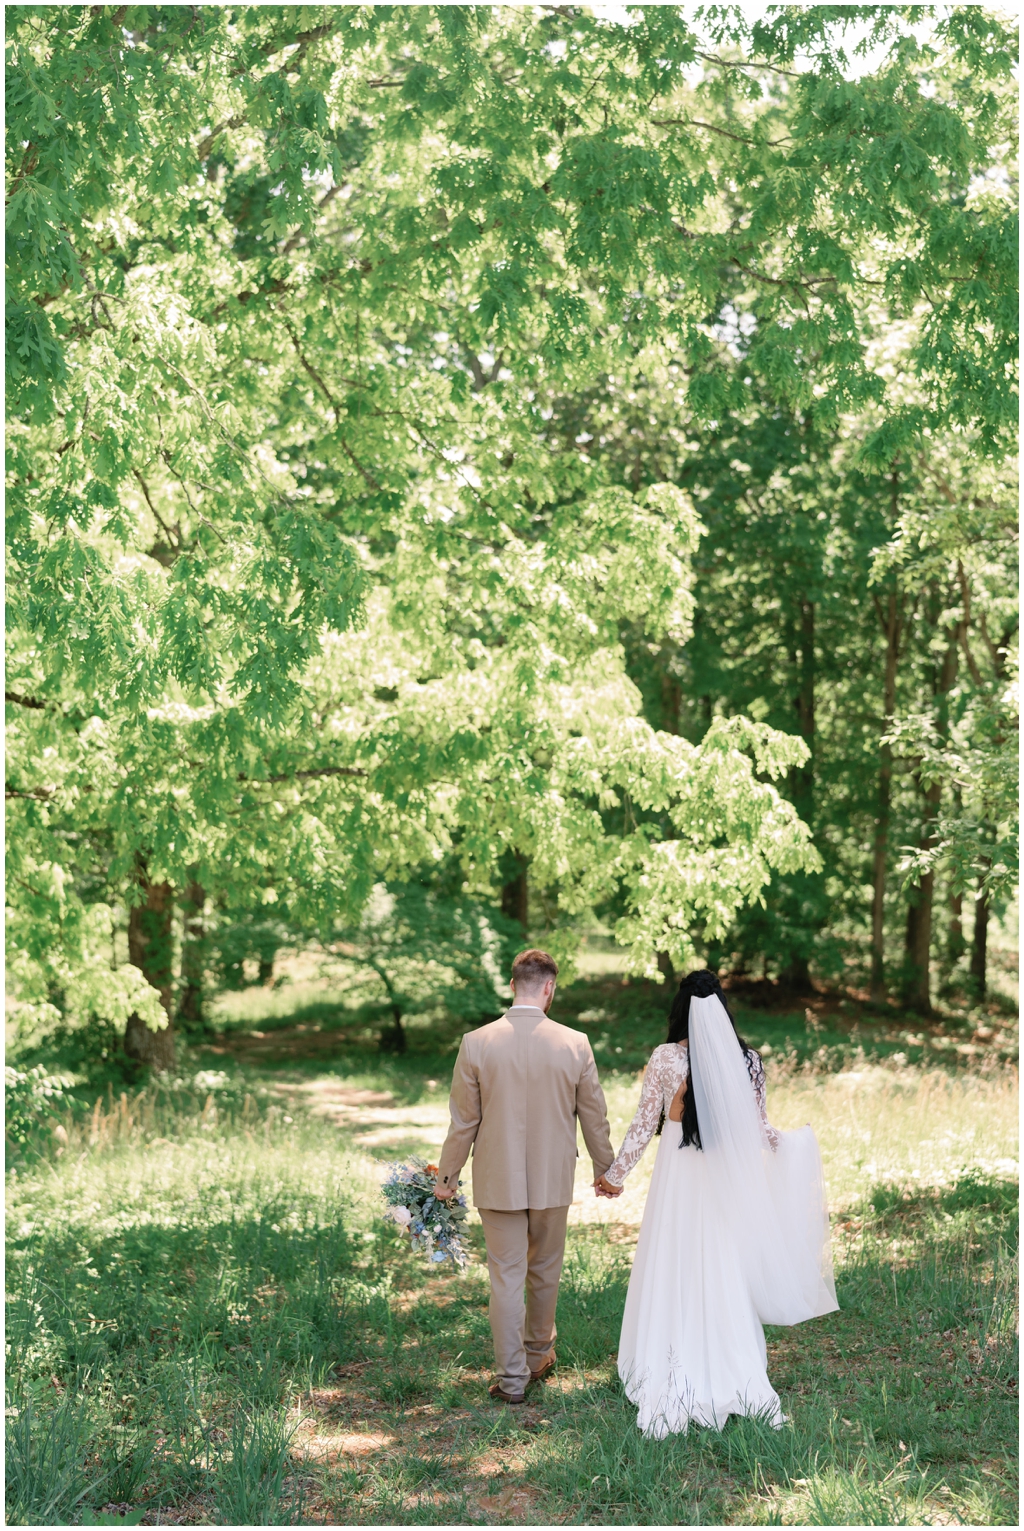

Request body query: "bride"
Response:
[595, 969, 838, 1439]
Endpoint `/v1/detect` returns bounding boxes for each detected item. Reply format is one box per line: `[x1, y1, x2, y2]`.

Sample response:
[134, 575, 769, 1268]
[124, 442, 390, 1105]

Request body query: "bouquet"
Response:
[381, 1157, 469, 1269]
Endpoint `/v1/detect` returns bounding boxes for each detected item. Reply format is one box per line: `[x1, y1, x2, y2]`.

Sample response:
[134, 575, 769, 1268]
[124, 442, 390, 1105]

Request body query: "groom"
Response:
[433, 949, 620, 1405]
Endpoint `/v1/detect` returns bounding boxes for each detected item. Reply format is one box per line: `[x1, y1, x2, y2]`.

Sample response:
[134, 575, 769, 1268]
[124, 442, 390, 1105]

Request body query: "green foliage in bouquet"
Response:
[381, 1157, 469, 1268]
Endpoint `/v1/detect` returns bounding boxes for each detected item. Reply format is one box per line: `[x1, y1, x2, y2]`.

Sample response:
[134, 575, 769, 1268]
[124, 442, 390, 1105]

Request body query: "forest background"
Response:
[5, 2, 1018, 1077]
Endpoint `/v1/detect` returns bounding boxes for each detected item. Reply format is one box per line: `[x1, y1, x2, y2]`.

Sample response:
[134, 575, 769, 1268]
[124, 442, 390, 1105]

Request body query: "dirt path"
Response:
[273, 1077, 454, 1153]
[263, 1073, 653, 1230]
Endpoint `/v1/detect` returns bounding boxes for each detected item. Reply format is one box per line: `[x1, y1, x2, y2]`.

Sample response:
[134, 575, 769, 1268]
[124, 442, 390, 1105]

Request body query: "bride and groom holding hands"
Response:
[432, 948, 838, 1438]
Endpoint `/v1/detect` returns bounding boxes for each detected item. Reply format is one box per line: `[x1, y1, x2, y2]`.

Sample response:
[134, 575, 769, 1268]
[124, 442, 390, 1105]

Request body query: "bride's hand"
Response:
[594, 1174, 622, 1198]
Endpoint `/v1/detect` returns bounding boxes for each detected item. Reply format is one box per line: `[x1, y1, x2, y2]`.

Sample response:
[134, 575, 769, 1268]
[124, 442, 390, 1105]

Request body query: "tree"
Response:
[6, 6, 1017, 1062]
[533, 329, 1016, 999]
[322, 881, 522, 1053]
[877, 444, 1018, 1003]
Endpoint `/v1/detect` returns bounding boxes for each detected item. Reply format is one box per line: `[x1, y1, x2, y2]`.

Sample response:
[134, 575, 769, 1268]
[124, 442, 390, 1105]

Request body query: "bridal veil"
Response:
[688, 992, 837, 1325]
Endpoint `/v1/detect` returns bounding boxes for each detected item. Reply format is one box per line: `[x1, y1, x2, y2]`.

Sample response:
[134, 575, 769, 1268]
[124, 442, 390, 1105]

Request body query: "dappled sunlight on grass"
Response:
[5, 1052, 1018, 1525]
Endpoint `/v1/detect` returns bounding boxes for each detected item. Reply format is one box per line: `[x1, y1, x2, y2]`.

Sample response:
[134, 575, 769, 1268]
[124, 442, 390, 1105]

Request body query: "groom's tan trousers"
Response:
[477, 1205, 570, 1396]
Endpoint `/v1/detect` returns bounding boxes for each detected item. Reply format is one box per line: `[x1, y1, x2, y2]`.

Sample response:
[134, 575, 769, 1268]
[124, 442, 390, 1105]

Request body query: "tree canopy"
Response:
[6, 4, 1017, 1062]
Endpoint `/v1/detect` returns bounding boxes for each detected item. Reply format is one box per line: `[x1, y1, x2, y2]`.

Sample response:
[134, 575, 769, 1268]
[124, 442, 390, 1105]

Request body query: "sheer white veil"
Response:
[688, 993, 838, 1326]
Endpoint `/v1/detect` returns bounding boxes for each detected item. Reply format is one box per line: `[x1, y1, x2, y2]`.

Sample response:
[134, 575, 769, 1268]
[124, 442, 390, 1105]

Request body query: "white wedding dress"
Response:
[605, 994, 838, 1438]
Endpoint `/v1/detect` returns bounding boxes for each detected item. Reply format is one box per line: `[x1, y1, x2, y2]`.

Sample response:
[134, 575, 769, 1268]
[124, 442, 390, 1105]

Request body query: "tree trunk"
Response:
[970, 881, 989, 998]
[869, 759, 893, 1000]
[500, 851, 529, 935]
[659, 656, 681, 735]
[781, 954, 812, 992]
[903, 855, 936, 1015]
[380, 1003, 407, 1054]
[258, 954, 275, 986]
[870, 591, 900, 1001]
[371, 962, 407, 1053]
[901, 621, 959, 1016]
[657, 950, 676, 993]
[781, 598, 815, 993]
[125, 870, 176, 1070]
[947, 889, 965, 968]
[178, 880, 206, 1033]
[792, 598, 815, 823]
[943, 785, 966, 981]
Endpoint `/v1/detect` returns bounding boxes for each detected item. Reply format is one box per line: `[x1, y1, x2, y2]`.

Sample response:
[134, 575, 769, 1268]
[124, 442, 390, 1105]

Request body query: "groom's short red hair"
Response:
[511, 948, 559, 985]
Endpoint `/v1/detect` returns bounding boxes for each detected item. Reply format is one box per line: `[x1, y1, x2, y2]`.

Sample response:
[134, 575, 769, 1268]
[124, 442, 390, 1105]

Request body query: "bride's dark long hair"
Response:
[656, 969, 754, 1151]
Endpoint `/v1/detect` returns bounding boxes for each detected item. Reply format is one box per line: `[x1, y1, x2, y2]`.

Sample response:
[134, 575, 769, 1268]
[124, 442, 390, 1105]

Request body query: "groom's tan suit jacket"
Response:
[436, 1005, 615, 1210]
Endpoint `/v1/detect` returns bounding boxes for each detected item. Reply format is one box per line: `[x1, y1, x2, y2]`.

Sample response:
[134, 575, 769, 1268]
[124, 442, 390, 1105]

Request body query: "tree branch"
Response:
[229, 21, 341, 80]
[197, 23, 341, 158]
[6, 141, 38, 206]
[196, 114, 245, 161]
[6, 690, 48, 710]
[461, 346, 506, 393]
[871, 591, 888, 637]
[696, 49, 801, 80]
[132, 467, 181, 555]
[337, 436, 383, 493]
[730, 258, 838, 292]
[980, 613, 1018, 679]
[650, 116, 790, 148]
[240, 766, 368, 784]
[159, 453, 229, 545]
[284, 319, 342, 422]
[280, 181, 347, 255]
[283, 320, 383, 491]
[157, 357, 275, 490]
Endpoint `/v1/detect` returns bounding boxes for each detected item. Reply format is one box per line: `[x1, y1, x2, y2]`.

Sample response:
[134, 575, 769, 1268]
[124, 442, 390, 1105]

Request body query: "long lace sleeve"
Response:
[604, 1051, 671, 1186]
[746, 1050, 779, 1150]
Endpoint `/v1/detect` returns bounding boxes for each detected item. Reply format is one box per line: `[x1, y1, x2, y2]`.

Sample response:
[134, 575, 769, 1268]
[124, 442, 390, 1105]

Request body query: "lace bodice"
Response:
[605, 1042, 778, 1185]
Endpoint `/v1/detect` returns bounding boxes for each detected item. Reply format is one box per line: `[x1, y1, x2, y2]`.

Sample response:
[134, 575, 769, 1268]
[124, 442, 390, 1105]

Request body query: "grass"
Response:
[195, 960, 1020, 1074]
[590, 1054, 1018, 1238]
[5, 983, 1019, 1526]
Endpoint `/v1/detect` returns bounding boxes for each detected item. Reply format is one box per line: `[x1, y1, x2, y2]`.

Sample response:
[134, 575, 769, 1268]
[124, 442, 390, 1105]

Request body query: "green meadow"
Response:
[5, 979, 1018, 1526]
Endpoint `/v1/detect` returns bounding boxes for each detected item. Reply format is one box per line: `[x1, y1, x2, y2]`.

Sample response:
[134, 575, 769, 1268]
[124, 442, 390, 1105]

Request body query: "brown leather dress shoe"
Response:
[489, 1382, 526, 1406]
[529, 1350, 556, 1383]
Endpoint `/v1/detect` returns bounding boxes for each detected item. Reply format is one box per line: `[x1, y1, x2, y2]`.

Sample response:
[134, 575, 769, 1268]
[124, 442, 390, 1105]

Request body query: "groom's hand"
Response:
[433, 1180, 456, 1200]
[594, 1175, 622, 1198]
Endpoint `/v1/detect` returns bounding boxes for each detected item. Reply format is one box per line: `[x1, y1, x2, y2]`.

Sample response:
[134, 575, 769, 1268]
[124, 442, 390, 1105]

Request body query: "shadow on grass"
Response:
[504, 1188, 1018, 1525]
[6, 1138, 1017, 1527]
[189, 971, 1017, 1089]
[312, 1175, 1017, 1523]
[5, 1202, 369, 1524]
